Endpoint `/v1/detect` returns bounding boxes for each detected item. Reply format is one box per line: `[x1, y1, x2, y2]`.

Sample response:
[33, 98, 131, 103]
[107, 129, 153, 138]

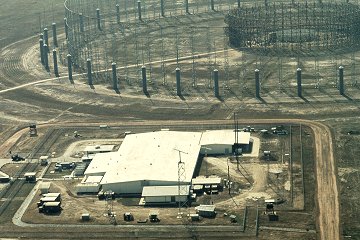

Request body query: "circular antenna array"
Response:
[225, 2, 360, 56]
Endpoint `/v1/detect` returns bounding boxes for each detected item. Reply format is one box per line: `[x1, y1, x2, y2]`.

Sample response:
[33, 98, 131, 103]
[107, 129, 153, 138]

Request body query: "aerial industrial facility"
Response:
[79, 130, 252, 195]
[0, 0, 357, 239]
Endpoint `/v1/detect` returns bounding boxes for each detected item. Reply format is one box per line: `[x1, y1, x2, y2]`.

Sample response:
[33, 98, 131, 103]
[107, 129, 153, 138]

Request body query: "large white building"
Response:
[82, 130, 251, 195]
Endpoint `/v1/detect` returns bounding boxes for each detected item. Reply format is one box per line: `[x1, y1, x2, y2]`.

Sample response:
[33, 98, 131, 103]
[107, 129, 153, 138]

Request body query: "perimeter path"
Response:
[7, 119, 339, 240]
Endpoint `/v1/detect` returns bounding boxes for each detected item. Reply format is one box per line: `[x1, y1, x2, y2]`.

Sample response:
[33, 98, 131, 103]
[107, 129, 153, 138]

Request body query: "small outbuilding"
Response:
[81, 213, 91, 221]
[39, 201, 61, 214]
[141, 185, 190, 205]
[191, 176, 222, 193]
[39, 182, 51, 194]
[24, 172, 36, 182]
[195, 205, 216, 218]
[42, 193, 61, 200]
[199, 130, 251, 155]
[39, 195, 61, 205]
[39, 156, 49, 166]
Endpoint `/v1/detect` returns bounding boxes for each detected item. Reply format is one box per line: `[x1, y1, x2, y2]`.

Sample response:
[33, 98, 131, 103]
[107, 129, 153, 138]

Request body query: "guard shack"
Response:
[39, 156, 49, 166]
[24, 172, 36, 183]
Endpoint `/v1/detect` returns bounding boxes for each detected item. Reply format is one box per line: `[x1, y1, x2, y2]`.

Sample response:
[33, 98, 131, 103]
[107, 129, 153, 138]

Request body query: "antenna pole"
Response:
[227, 158, 231, 195]
[174, 148, 188, 218]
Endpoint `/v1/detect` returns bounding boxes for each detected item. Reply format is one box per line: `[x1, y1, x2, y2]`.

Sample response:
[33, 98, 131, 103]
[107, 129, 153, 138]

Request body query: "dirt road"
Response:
[307, 121, 340, 240]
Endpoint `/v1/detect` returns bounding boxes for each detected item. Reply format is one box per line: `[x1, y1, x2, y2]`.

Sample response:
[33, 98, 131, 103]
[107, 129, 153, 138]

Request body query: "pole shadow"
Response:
[342, 93, 353, 101]
[215, 95, 224, 102]
[144, 90, 150, 98]
[256, 96, 267, 104]
[300, 95, 309, 103]
[178, 93, 186, 101]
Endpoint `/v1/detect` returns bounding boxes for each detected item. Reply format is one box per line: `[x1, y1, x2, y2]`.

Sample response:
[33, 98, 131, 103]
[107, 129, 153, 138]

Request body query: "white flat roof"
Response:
[84, 152, 119, 176]
[40, 196, 58, 202]
[101, 131, 202, 184]
[24, 172, 36, 177]
[42, 193, 60, 198]
[85, 175, 103, 184]
[84, 130, 251, 187]
[192, 177, 222, 185]
[195, 205, 216, 212]
[39, 182, 51, 188]
[142, 185, 190, 197]
[200, 130, 250, 145]
[83, 145, 115, 153]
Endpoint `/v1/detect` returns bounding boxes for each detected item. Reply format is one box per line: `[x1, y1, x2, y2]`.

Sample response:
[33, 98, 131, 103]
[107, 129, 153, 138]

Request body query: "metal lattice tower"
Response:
[174, 148, 187, 218]
[104, 191, 113, 215]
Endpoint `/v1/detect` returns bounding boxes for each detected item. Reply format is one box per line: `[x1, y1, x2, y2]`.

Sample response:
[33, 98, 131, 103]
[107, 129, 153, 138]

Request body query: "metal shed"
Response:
[195, 205, 217, 218]
[141, 185, 190, 205]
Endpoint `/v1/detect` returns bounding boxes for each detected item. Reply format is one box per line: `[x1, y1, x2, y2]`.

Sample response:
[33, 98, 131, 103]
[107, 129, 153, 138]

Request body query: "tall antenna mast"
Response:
[234, 113, 239, 152]
[174, 148, 188, 218]
[236, 120, 239, 170]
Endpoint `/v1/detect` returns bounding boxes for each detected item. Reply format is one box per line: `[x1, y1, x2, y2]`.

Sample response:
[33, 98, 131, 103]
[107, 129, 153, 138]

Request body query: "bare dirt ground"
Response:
[22, 180, 245, 226]
[19, 126, 303, 230]
[0, 0, 353, 239]
[0, 120, 337, 239]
